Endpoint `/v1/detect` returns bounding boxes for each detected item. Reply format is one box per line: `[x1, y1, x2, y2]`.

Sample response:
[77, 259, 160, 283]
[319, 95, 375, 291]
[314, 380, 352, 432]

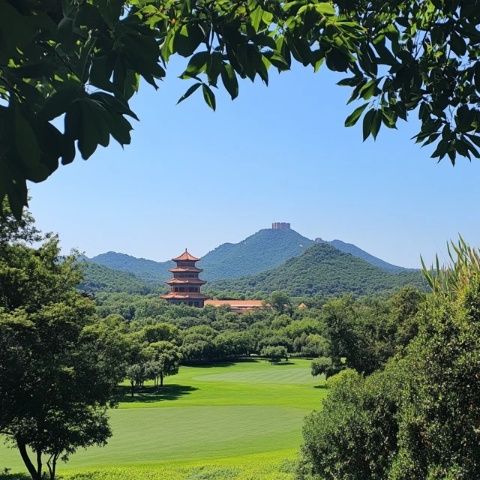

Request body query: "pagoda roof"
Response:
[172, 249, 200, 262]
[166, 278, 206, 285]
[169, 266, 202, 273]
[161, 292, 208, 300]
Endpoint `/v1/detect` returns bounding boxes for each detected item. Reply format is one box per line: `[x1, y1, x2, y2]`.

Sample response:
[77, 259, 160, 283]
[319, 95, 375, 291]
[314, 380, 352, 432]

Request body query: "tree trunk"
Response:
[160, 372, 164, 387]
[17, 440, 41, 480]
[36, 449, 42, 480]
[47, 453, 58, 480]
[130, 381, 135, 398]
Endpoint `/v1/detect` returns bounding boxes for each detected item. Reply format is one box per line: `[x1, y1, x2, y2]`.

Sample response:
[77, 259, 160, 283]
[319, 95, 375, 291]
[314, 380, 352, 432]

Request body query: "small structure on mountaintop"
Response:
[272, 222, 291, 230]
[161, 249, 207, 307]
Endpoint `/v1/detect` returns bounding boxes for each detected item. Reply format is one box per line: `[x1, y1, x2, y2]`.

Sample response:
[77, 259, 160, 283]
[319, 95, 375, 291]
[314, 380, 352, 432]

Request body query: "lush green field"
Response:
[0, 359, 327, 479]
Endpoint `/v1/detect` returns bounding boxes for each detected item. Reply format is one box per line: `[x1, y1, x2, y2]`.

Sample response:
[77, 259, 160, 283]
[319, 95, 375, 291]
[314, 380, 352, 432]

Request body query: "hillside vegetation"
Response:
[87, 229, 412, 287]
[89, 229, 314, 283]
[78, 261, 160, 294]
[209, 243, 424, 297]
[90, 252, 172, 283]
[327, 239, 407, 273]
[201, 229, 314, 280]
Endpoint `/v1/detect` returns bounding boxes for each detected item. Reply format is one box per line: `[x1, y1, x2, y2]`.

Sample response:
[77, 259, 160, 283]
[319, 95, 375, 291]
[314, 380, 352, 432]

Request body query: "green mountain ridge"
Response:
[84, 228, 416, 296]
[78, 261, 161, 294]
[207, 243, 425, 297]
[89, 228, 315, 282]
[90, 251, 172, 283]
[326, 239, 408, 273]
[201, 228, 314, 280]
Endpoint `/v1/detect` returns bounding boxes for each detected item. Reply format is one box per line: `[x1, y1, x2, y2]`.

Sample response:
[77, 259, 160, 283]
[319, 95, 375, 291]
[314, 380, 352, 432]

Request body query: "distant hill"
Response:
[324, 239, 408, 273]
[88, 228, 314, 282]
[90, 251, 172, 283]
[78, 261, 159, 294]
[208, 243, 425, 297]
[87, 227, 414, 287]
[201, 228, 314, 280]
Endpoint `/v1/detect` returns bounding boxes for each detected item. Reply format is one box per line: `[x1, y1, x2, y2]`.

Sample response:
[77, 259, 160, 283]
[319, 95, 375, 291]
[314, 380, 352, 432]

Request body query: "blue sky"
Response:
[29, 58, 480, 268]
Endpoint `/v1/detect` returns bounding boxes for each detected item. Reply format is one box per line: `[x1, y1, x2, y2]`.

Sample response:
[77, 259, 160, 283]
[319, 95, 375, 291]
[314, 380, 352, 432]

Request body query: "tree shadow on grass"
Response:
[186, 361, 235, 369]
[0, 472, 30, 480]
[314, 384, 328, 389]
[185, 358, 260, 369]
[116, 384, 198, 404]
[269, 361, 295, 366]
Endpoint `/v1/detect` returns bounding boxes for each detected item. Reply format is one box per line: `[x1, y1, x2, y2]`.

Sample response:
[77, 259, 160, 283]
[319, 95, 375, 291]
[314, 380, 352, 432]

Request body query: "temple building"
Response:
[204, 299, 265, 313]
[161, 249, 207, 307]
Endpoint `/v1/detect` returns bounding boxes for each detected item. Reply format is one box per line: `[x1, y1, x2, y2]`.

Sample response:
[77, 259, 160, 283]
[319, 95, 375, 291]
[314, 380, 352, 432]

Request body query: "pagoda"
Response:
[161, 249, 207, 307]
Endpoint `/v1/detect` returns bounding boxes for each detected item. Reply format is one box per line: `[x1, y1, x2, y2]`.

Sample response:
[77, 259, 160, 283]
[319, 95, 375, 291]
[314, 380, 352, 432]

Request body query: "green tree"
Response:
[0, 227, 125, 480]
[140, 322, 180, 344]
[144, 341, 182, 387]
[3, 0, 479, 216]
[261, 345, 288, 363]
[300, 240, 480, 480]
[310, 356, 341, 380]
[269, 291, 292, 314]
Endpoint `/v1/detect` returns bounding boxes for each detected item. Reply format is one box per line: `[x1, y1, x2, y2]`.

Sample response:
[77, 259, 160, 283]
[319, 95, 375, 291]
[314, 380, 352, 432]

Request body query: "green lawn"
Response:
[0, 359, 327, 479]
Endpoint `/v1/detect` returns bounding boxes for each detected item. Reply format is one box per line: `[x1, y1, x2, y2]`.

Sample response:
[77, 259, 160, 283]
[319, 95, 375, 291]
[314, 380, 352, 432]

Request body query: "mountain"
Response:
[87, 227, 413, 287]
[78, 261, 159, 294]
[323, 239, 408, 273]
[88, 228, 314, 283]
[207, 243, 425, 297]
[200, 228, 314, 280]
[90, 251, 172, 283]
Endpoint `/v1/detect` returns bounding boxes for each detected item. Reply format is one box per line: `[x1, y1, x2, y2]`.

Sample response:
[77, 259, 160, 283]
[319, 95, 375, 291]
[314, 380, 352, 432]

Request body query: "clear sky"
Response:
[29, 58, 480, 269]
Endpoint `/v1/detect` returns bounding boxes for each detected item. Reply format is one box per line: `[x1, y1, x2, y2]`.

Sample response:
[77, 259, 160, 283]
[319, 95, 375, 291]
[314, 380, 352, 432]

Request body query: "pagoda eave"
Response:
[169, 267, 203, 273]
[161, 293, 208, 300]
[166, 279, 206, 285]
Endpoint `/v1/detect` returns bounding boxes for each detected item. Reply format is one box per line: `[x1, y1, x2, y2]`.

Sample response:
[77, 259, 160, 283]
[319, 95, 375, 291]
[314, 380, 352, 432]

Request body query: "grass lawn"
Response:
[0, 359, 327, 479]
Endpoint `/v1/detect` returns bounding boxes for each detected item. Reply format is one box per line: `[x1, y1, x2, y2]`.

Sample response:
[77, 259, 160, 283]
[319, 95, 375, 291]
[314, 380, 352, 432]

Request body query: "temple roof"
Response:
[161, 292, 208, 300]
[172, 249, 200, 262]
[166, 278, 206, 285]
[169, 266, 202, 273]
[204, 299, 265, 312]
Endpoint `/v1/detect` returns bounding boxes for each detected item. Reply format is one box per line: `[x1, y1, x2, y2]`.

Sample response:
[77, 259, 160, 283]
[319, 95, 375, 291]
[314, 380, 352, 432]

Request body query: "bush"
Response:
[261, 345, 288, 363]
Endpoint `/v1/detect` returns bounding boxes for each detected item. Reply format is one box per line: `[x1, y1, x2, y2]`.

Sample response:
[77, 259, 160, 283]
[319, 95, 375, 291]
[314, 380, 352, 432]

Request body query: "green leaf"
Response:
[207, 52, 223, 86]
[450, 33, 467, 56]
[14, 107, 44, 181]
[358, 79, 377, 100]
[325, 48, 350, 72]
[174, 24, 204, 57]
[177, 83, 202, 104]
[106, 113, 132, 146]
[181, 51, 209, 78]
[202, 84, 216, 111]
[251, 6, 264, 32]
[363, 109, 375, 141]
[40, 85, 83, 121]
[315, 3, 336, 15]
[221, 64, 239, 100]
[371, 110, 382, 139]
[345, 103, 369, 127]
[77, 101, 101, 159]
[266, 53, 290, 71]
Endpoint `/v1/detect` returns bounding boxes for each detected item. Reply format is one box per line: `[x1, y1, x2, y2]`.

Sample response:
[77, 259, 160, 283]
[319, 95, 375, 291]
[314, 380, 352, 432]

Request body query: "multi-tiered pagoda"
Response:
[161, 249, 207, 307]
